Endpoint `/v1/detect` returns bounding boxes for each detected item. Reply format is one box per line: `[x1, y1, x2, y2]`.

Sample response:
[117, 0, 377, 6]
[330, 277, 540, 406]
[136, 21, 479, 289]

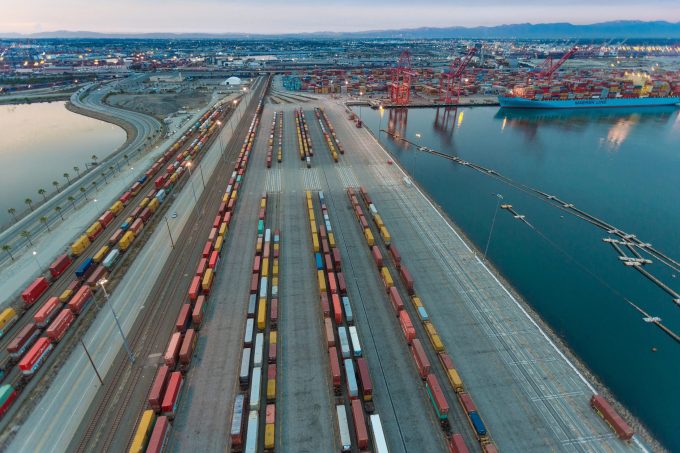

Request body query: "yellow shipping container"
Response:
[364, 228, 374, 246]
[219, 222, 228, 237]
[230, 190, 237, 201]
[305, 190, 312, 200]
[411, 296, 423, 308]
[222, 192, 229, 203]
[447, 368, 464, 393]
[129, 409, 156, 453]
[257, 237, 263, 254]
[257, 299, 267, 330]
[0, 307, 18, 332]
[270, 331, 277, 345]
[71, 235, 91, 256]
[380, 267, 393, 288]
[425, 322, 444, 352]
[272, 260, 279, 277]
[119, 231, 135, 251]
[264, 423, 275, 449]
[374, 214, 384, 229]
[86, 222, 102, 239]
[214, 236, 224, 252]
[312, 234, 320, 253]
[307, 199, 313, 211]
[317, 270, 327, 293]
[328, 232, 336, 248]
[262, 258, 269, 277]
[309, 221, 317, 236]
[308, 209, 315, 222]
[148, 198, 160, 213]
[170, 173, 178, 183]
[202, 268, 214, 291]
[379, 226, 391, 245]
[139, 197, 149, 209]
[93, 245, 110, 263]
[260, 198, 267, 209]
[267, 379, 276, 402]
[59, 288, 73, 303]
[272, 276, 278, 288]
[110, 200, 124, 215]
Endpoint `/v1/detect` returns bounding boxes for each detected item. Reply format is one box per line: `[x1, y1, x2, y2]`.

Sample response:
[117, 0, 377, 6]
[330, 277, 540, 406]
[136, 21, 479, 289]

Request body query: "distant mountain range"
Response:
[2, 21, 680, 40]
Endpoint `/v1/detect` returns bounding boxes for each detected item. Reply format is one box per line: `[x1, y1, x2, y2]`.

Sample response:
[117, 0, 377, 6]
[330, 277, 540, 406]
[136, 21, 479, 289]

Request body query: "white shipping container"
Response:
[370, 414, 389, 453]
[102, 249, 120, 269]
[349, 326, 362, 357]
[338, 327, 350, 359]
[337, 405, 351, 452]
[244, 319, 254, 346]
[244, 410, 259, 453]
[249, 367, 261, 410]
[259, 277, 268, 299]
[253, 333, 264, 367]
[239, 348, 251, 385]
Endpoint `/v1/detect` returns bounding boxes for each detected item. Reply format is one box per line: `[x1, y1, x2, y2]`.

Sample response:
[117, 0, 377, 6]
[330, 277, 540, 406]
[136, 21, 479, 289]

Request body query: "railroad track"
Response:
[74, 77, 269, 453]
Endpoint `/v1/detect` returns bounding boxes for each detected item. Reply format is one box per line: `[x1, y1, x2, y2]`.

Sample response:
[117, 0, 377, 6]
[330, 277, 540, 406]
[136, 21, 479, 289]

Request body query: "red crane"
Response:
[439, 47, 477, 104]
[535, 45, 578, 81]
[389, 50, 417, 105]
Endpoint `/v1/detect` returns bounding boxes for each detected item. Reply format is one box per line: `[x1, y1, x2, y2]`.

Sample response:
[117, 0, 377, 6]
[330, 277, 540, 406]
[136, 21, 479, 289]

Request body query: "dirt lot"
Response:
[106, 90, 213, 119]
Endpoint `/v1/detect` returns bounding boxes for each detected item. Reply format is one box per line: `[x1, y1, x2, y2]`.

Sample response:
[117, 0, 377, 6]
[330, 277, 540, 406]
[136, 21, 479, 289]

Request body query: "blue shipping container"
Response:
[342, 296, 353, 323]
[75, 258, 94, 278]
[315, 253, 324, 270]
[469, 412, 487, 437]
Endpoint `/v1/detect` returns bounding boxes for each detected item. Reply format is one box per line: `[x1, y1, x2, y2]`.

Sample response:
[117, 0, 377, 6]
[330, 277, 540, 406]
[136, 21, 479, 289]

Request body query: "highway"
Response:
[0, 75, 161, 270]
[6, 81, 260, 452]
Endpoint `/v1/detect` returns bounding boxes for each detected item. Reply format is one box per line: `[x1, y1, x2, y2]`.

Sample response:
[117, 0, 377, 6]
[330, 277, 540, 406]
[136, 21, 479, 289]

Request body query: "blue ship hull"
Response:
[498, 96, 680, 109]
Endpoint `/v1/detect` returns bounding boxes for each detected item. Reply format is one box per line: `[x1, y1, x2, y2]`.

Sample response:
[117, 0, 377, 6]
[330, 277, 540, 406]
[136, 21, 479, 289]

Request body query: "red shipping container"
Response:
[324, 318, 335, 348]
[336, 272, 347, 296]
[22, 277, 49, 306]
[399, 265, 414, 295]
[98, 210, 115, 228]
[18, 337, 53, 375]
[252, 255, 261, 274]
[130, 206, 142, 219]
[68, 285, 93, 314]
[320, 293, 330, 318]
[130, 218, 144, 236]
[332, 294, 342, 324]
[227, 199, 236, 212]
[351, 399, 369, 449]
[196, 258, 208, 278]
[329, 347, 341, 392]
[218, 202, 227, 216]
[148, 365, 171, 412]
[332, 248, 342, 271]
[175, 304, 191, 332]
[449, 433, 470, 453]
[459, 392, 477, 414]
[324, 254, 333, 272]
[192, 296, 205, 327]
[356, 357, 373, 401]
[268, 341, 277, 364]
[49, 254, 72, 279]
[250, 274, 259, 294]
[85, 265, 108, 289]
[359, 215, 368, 230]
[119, 191, 131, 204]
[161, 371, 183, 417]
[371, 246, 383, 267]
[130, 182, 142, 196]
[146, 416, 170, 453]
[213, 215, 221, 229]
[34, 296, 61, 328]
[388, 287, 405, 315]
[270, 298, 278, 328]
[411, 339, 430, 379]
[590, 395, 634, 440]
[188, 276, 201, 301]
[319, 225, 327, 240]
[388, 244, 402, 268]
[427, 374, 449, 417]
[108, 228, 124, 246]
[439, 352, 455, 370]
[208, 251, 219, 270]
[399, 311, 415, 344]
[179, 328, 197, 368]
[7, 323, 39, 358]
[328, 272, 338, 295]
[265, 403, 276, 425]
[208, 227, 218, 243]
[223, 212, 232, 226]
[202, 241, 212, 259]
[46, 309, 75, 342]
[154, 175, 165, 189]
[164, 332, 183, 368]
[140, 207, 152, 223]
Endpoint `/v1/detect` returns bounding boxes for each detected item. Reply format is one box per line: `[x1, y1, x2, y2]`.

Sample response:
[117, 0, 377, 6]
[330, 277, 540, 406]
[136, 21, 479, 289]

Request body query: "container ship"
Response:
[498, 95, 680, 109]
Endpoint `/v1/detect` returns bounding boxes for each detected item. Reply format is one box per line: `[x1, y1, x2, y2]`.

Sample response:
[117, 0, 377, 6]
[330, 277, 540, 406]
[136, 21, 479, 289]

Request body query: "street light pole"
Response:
[81, 338, 104, 385]
[483, 194, 504, 261]
[164, 216, 175, 249]
[186, 164, 198, 203]
[98, 279, 135, 364]
[197, 161, 206, 189]
[32, 250, 42, 273]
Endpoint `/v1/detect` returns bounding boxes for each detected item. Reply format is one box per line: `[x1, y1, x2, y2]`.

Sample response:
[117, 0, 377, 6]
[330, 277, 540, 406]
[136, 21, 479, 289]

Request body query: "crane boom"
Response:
[539, 46, 578, 79]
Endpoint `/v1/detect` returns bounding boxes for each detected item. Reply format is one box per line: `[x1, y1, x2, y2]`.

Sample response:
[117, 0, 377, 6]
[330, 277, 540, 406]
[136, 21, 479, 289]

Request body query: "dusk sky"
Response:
[3, 0, 680, 34]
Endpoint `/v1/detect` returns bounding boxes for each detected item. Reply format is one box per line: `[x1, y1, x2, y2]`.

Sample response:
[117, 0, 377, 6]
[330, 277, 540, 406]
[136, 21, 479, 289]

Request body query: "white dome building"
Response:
[222, 76, 242, 86]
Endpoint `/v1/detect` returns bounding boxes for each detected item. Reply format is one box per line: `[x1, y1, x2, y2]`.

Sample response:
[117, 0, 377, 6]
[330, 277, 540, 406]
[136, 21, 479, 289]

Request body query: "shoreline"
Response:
[359, 118, 664, 452]
[65, 100, 137, 151]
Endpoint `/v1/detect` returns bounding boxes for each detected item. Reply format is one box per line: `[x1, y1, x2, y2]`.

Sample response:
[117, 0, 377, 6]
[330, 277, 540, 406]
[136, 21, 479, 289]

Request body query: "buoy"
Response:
[652, 347, 658, 352]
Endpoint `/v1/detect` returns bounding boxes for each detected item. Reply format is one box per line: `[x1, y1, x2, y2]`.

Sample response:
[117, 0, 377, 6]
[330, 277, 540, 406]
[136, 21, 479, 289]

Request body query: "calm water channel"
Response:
[358, 104, 680, 450]
[0, 101, 125, 226]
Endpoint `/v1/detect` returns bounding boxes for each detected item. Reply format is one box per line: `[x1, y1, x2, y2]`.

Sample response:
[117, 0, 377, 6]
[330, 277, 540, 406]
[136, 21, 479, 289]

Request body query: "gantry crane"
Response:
[535, 45, 578, 81]
[389, 50, 417, 105]
[439, 47, 477, 104]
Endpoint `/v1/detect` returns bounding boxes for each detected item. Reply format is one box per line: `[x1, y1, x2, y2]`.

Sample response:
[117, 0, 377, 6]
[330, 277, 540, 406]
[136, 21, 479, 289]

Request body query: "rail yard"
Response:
[0, 71, 653, 453]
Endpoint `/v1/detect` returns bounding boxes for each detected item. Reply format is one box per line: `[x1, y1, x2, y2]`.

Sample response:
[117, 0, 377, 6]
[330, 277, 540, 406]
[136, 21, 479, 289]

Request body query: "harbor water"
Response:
[0, 101, 126, 226]
[358, 105, 680, 450]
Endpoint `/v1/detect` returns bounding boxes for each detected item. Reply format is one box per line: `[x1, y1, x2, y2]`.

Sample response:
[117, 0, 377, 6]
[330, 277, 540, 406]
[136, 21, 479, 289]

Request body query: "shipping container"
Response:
[249, 367, 262, 410]
[161, 372, 183, 418]
[179, 329, 197, 369]
[329, 347, 342, 393]
[425, 322, 444, 352]
[348, 326, 362, 357]
[370, 414, 389, 453]
[129, 409, 156, 453]
[247, 294, 257, 318]
[338, 327, 350, 359]
[244, 319, 254, 347]
[0, 385, 17, 419]
[351, 399, 369, 450]
[45, 308, 74, 342]
[448, 433, 470, 453]
[270, 298, 278, 328]
[148, 365, 170, 413]
[380, 267, 393, 291]
[337, 405, 352, 452]
[411, 339, 431, 379]
[230, 394, 246, 448]
[590, 394, 634, 440]
[102, 249, 120, 269]
[70, 235, 91, 256]
[7, 323, 39, 359]
[18, 336, 53, 376]
[469, 411, 488, 439]
[202, 268, 214, 293]
[49, 254, 72, 279]
[356, 357, 373, 402]
[108, 229, 124, 247]
[337, 272, 347, 295]
[22, 277, 49, 305]
[239, 348, 252, 388]
[188, 276, 201, 302]
[175, 304, 192, 333]
[266, 365, 276, 402]
[118, 231, 135, 251]
[192, 296, 205, 328]
[345, 358, 359, 399]
[388, 287, 404, 314]
[244, 411, 259, 453]
[253, 333, 264, 367]
[371, 246, 383, 267]
[68, 285, 93, 315]
[399, 311, 416, 344]
[98, 210, 115, 228]
[324, 318, 335, 348]
[388, 244, 401, 268]
[426, 374, 449, 424]
[145, 415, 170, 453]
[164, 332, 183, 368]
[92, 245, 110, 264]
[399, 266, 415, 295]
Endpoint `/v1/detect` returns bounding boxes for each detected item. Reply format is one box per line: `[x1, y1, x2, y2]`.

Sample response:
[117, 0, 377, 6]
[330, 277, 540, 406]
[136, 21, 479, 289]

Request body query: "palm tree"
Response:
[55, 205, 64, 220]
[38, 188, 47, 202]
[101, 172, 108, 184]
[1, 244, 13, 261]
[63, 172, 71, 184]
[80, 187, 88, 200]
[52, 180, 61, 193]
[67, 195, 76, 209]
[20, 230, 33, 246]
[92, 180, 98, 192]
[39, 215, 50, 231]
[7, 208, 17, 222]
[25, 198, 34, 211]
[74, 166, 81, 177]
[123, 154, 129, 165]
[91, 154, 98, 166]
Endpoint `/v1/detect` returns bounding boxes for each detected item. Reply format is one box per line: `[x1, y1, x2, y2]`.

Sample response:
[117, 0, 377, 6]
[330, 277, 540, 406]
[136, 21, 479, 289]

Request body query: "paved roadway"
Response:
[7, 80, 260, 453]
[0, 75, 162, 268]
[318, 99, 647, 453]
